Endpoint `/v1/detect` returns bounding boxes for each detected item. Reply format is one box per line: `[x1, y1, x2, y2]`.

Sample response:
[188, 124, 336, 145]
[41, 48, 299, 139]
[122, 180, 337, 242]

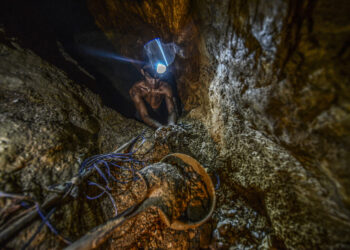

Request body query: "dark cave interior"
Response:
[0, 0, 350, 249]
[0, 0, 182, 118]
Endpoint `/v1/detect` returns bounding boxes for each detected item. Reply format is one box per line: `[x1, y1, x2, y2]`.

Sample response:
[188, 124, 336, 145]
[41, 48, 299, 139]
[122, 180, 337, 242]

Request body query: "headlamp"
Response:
[144, 38, 177, 76]
[156, 63, 167, 74]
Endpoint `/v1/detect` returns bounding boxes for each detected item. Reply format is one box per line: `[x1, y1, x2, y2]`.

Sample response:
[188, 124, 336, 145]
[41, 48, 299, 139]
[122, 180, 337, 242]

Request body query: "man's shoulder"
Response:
[132, 80, 146, 88]
[130, 81, 146, 97]
[130, 81, 147, 92]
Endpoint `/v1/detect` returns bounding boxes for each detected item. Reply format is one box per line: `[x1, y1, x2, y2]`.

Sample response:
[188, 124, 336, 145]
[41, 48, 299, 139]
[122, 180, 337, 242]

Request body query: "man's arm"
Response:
[163, 84, 177, 126]
[130, 87, 162, 129]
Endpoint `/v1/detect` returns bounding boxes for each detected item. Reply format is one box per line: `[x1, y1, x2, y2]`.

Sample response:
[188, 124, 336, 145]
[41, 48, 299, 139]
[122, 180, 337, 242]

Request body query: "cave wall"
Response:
[87, 0, 202, 111]
[0, 0, 143, 117]
[87, 0, 350, 247]
[1, 0, 350, 248]
[0, 30, 145, 248]
[87, 0, 191, 57]
[187, 0, 350, 248]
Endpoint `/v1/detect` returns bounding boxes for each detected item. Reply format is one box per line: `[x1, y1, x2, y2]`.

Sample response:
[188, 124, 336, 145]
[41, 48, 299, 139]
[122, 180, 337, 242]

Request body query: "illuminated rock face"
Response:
[86, 0, 350, 248]
[87, 0, 192, 64]
[0, 0, 350, 249]
[189, 0, 350, 248]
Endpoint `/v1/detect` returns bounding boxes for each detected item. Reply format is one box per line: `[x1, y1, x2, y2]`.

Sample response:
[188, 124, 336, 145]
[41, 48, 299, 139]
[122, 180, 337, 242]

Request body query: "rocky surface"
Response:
[85, 0, 350, 248]
[0, 32, 274, 249]
[0, 30, 145, 249]
[1, 0, 350, 249]
[0, 29, 215, 250]
[188, 0, 350, 248]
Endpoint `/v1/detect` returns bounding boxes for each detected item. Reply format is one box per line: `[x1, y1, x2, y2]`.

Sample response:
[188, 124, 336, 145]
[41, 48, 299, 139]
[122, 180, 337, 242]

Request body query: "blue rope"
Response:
[20, 201, 31, 208]
[215, 172, 220, 190]
[86, 189, 106, 200]
[81, 133, 147, 216]
[109, 162, 131, 171]
[2, 134, 147, 248]
[21, 207, 57, 250]
[93, 164, 110, 190]
[87, 182, 118, 216]
[21, 204, 72, 249]
[35, 204, 59, 235]
[0, 193, 71, 248]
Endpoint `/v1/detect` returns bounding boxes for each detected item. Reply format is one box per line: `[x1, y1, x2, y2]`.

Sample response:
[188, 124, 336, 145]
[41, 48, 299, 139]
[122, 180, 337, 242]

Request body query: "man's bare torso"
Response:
[130, 80, 171, 110]
[129, 76, 176, 128]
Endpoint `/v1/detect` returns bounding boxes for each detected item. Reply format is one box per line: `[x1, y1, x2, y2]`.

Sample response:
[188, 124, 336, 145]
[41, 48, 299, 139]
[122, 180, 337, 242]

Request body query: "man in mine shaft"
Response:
[129, 64, 177, 129]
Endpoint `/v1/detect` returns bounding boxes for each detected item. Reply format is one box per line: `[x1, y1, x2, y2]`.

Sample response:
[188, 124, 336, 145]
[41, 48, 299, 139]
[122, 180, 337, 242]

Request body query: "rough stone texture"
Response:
[187, 0, 350, 248]
[0, 30, 216, 250]
[0, 30, 144, 249]
[85, 0, 350, 248]
[157, 121, 276, 249]
[1, 0, 350, 249]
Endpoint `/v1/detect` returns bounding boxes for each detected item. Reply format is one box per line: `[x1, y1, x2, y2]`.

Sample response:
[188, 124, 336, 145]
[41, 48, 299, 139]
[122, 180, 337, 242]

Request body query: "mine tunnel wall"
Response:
[0, 0, 145, 118]
[0, 0, 350, 249]
[189, 1, 350, 247]
[191, 0, 350, 209]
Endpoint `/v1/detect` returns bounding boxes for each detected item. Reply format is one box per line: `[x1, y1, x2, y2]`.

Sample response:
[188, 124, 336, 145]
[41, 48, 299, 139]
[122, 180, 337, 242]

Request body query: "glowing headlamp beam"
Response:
[81, 46, 145, 64]
[111, 55, 144, 64]
[155, 38, 169, 66]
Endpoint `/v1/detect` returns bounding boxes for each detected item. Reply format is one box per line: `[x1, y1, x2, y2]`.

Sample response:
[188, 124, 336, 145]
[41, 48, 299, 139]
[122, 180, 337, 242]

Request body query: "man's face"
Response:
[144, 71, 160, 89]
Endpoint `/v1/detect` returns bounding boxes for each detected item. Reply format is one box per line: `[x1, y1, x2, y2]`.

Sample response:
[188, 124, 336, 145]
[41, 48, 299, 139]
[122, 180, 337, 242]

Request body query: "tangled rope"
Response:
[79, 133, 146, 216]
[0, 192, 72, 249]
[0, 131, 147, 249]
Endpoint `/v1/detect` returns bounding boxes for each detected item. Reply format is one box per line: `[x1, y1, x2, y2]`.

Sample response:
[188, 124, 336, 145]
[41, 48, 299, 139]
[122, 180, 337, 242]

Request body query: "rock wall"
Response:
[87, 0, 202, 111]
[188, 0, 350, 248]
[87, 0, 350, 248]
[0, 29, 145, 248]
[1, 0, 350, 249]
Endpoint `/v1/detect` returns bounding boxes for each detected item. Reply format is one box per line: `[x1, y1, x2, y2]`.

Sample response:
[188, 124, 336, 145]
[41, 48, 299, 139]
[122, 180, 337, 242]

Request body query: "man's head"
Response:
[141, 64, 160, 89]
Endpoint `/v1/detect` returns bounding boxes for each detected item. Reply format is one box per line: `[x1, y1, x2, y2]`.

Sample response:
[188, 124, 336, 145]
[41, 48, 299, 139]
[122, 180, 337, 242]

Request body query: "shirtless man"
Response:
[129, 65, 176, 129]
